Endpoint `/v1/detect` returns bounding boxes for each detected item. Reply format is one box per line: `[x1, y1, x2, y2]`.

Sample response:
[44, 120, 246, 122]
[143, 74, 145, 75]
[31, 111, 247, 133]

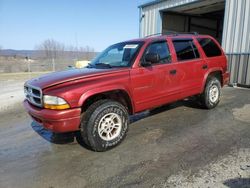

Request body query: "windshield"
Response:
[89, 41, 143, 68]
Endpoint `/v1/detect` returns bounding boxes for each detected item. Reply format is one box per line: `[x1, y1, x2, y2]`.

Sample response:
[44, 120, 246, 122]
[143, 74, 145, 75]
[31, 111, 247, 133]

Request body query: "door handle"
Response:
[169, 69, 177, 75]
[202, 64, 208, 69]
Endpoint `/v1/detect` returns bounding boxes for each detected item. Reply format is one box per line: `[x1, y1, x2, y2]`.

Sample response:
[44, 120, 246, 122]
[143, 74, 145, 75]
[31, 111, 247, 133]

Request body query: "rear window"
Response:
[173, 40, 200, 61]
[197, 38, 222, 57]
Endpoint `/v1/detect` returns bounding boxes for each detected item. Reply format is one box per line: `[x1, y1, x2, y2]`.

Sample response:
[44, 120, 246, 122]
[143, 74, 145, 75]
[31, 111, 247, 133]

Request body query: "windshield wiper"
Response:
[86, 63, 94, 68]
[95, 63, 112, 68]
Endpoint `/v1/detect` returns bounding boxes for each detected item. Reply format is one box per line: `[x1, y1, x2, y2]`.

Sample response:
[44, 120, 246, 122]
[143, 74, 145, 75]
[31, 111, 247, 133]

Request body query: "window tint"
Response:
[197, 38, 222, 57]
[144, 41, 171, 64]
[173, 40, 200, 61]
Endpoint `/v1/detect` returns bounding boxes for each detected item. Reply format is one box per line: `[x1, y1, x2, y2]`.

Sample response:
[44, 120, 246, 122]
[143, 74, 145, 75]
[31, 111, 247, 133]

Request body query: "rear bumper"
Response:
[222, 72, 230, 86]
[23, 100, 81, 133]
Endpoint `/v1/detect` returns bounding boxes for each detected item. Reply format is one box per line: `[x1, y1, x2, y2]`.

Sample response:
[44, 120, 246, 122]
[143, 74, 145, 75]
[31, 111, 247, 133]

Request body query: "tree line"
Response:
[35, 39, 96, 61]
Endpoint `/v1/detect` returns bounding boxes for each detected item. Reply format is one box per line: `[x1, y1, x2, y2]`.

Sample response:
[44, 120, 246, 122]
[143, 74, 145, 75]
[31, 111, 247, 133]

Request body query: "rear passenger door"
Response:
[172, 38, 205, 97]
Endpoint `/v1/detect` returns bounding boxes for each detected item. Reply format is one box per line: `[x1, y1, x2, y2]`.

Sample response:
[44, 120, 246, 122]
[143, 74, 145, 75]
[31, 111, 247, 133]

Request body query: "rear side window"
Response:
[144, 41, 171, 64]
[173, 40, 200, 61]
[197, 38, 222, 57]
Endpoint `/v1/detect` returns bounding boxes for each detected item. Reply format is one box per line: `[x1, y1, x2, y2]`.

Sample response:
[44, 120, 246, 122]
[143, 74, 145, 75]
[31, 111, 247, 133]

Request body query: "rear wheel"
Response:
[200, 76, 221, 109]
[80, 99, 129, 151]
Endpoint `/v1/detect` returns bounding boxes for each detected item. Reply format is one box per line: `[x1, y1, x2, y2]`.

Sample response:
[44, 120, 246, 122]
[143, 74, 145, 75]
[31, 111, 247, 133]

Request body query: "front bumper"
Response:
[23, 100, 81, 133]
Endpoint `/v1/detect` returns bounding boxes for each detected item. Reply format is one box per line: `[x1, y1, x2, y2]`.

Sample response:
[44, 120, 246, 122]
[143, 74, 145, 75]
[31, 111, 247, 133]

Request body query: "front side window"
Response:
[89, 41, 143, 68]
[143, 41, 171, 64]
[197, 38, 222, 57]
[173, 40, 200, 61]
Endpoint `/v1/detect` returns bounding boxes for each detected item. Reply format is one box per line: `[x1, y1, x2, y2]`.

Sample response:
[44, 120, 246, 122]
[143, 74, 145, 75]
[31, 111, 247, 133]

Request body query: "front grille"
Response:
[24, 84, 43, 107]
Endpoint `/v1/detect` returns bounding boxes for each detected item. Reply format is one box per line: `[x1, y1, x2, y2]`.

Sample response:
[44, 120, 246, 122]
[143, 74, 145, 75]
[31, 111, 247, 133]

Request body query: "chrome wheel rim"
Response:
[209, 85, 219, 103]
[98, 113, 122, 141]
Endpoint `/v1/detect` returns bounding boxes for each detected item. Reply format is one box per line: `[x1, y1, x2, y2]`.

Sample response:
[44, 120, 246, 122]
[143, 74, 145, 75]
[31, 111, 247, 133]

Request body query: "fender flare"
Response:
[201, 68, 223, 93]
[78, 85, 134, 113]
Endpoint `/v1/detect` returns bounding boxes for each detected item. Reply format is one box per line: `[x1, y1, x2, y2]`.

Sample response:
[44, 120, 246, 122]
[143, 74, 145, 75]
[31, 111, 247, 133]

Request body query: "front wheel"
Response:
[200, 77, 221, 109]
[80, 100, 129, 151]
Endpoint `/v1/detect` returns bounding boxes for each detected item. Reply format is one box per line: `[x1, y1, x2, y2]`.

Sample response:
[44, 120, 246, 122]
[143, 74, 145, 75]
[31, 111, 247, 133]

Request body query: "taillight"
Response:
[223, 56, 228, 73]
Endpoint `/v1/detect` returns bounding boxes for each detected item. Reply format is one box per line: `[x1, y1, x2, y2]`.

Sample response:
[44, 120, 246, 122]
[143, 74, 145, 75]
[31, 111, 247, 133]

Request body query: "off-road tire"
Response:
[80, 99, 129, 151]
[200, 76, 221, 109]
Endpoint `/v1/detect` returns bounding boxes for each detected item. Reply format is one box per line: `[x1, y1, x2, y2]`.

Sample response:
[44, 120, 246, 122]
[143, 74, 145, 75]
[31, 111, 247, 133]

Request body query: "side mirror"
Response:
[144, 53, 160, 65]
[141, 60, 151, 67]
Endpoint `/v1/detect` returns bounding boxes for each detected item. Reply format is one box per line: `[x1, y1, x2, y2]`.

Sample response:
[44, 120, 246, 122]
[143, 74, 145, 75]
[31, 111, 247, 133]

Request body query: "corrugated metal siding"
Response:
[222, 0, 250, 86]
[139, 0, 198, 37]
[222, 0, 250, 53]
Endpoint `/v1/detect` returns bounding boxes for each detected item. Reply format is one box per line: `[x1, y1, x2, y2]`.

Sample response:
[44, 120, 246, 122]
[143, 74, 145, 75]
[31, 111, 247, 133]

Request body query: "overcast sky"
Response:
[0, 0, 148, 51]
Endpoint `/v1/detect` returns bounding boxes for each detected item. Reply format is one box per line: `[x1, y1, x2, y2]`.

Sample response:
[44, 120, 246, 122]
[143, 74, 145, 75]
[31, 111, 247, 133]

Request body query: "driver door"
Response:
[130, 40, 173, 112]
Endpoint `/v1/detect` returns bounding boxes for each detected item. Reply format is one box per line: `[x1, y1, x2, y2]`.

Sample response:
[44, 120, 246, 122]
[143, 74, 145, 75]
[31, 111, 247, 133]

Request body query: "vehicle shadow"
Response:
[223, 178, 250, 188]
[31, 121, 92, 150]
[130, 98, 203, 123]
[31, 121, 75, 144]
[31, 98, 202, 149]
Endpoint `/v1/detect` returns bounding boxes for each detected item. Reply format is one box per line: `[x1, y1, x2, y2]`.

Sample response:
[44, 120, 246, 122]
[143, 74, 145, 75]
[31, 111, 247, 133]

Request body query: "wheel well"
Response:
[208, 71, 223, 85]
[81, 90, 133, 115]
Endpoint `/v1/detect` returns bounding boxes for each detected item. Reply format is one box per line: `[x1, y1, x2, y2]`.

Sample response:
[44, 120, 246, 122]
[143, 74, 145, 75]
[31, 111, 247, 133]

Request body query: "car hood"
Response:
[26, 68, 127, 89]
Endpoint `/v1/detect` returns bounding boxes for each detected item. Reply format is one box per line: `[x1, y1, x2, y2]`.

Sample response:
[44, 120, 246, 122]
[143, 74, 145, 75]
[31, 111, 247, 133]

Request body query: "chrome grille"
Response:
[24, 84, 43, 107]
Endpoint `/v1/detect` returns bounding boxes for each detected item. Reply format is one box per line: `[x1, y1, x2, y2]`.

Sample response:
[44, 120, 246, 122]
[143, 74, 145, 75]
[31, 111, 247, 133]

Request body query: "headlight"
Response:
[43, 95, 70, 110]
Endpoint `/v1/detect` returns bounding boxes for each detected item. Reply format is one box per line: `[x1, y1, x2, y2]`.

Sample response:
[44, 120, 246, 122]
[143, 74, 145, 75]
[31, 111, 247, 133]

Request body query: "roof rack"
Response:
[173, 31, 199, 36]
[144, 32, 164, 38]
[144, 31, 199, 38]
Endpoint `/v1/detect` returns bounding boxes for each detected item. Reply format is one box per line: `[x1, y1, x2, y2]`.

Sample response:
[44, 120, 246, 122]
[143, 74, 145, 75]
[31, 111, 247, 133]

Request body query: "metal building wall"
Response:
[222, 0, 250, 86]
[139, 0, 198, 37]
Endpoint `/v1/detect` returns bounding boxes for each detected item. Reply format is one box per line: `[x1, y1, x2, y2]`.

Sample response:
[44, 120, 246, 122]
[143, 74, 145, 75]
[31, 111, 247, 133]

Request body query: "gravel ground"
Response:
[0, 74, 249, 188]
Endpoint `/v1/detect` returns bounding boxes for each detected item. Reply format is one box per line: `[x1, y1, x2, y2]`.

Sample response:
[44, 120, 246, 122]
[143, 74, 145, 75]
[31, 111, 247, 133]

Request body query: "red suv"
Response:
[24, 33, 229, 151]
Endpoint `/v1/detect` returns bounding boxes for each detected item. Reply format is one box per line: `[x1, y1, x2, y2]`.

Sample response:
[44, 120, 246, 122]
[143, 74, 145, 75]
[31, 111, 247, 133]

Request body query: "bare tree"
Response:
[36, 39, 65, 60]
[68, 45, 79, 60]
[36, 38, 96, 60]
[35, 39, 66, 71]
[79, 45, 95, 60]
[66, 45, 95, 60]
